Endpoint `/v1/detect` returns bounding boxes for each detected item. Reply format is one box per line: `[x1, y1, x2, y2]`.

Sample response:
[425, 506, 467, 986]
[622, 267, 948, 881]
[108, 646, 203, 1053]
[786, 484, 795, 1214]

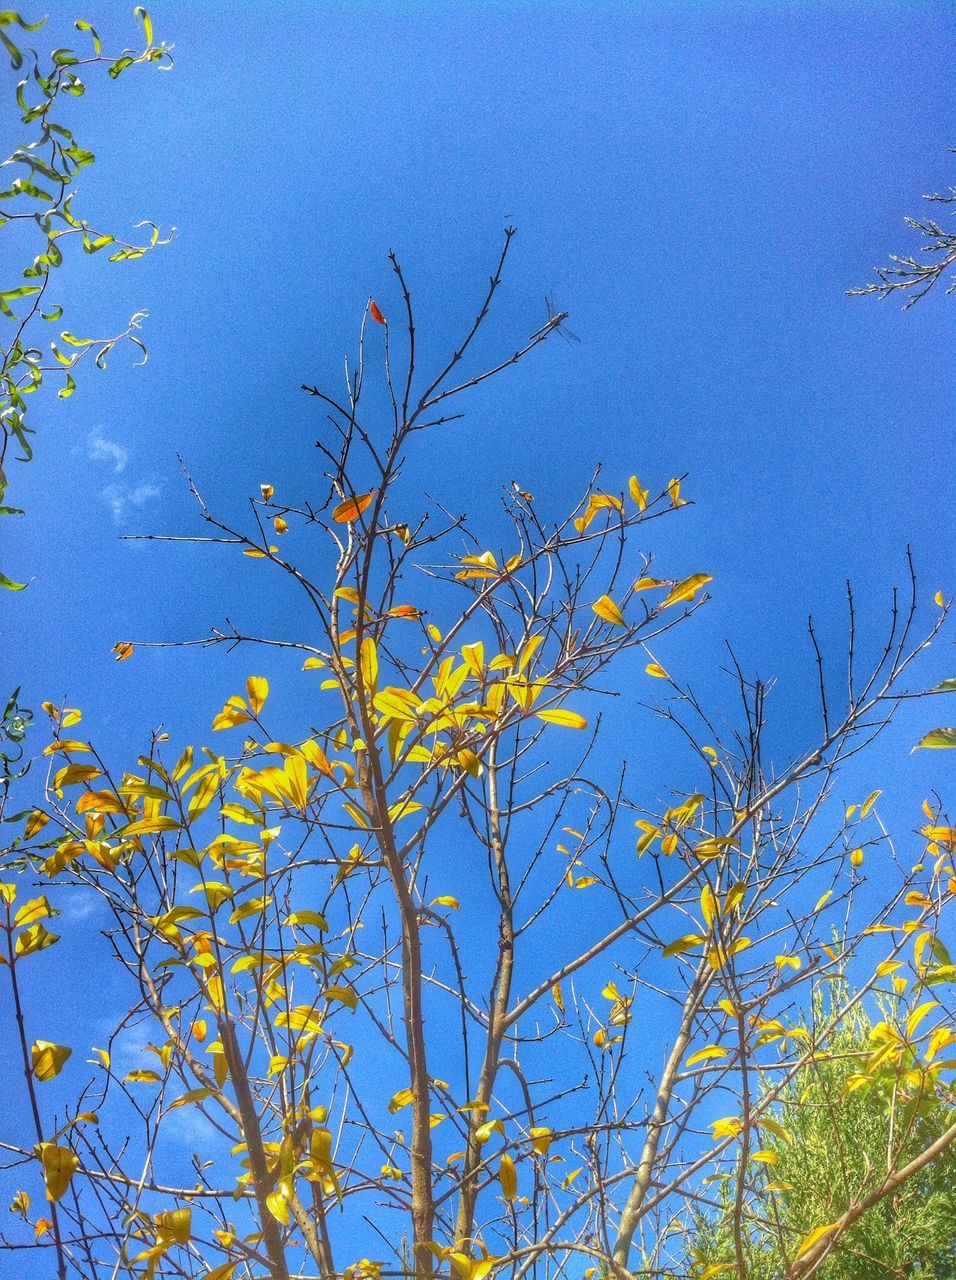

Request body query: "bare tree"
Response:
[848, 158, 956, 308]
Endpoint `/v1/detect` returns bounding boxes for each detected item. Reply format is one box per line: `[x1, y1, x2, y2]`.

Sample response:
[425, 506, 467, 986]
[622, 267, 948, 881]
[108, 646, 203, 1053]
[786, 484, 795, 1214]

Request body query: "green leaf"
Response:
[930, 679, 956, 695]
[134, 6, 154, 45]
[0, 572, 27, 591]
[916, 728, 956, 750]
[73, 19, 101, 55]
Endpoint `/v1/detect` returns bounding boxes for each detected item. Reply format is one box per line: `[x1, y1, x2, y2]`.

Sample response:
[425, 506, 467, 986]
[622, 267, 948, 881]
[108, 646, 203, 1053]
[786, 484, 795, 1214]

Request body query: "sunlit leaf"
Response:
[333, 492, 375, 523]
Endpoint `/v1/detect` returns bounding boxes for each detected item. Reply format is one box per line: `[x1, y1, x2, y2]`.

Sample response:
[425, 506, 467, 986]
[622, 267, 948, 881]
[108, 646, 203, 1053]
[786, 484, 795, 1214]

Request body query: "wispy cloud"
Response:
[87, 427, 128, 475]
[100, 481, 162, 524]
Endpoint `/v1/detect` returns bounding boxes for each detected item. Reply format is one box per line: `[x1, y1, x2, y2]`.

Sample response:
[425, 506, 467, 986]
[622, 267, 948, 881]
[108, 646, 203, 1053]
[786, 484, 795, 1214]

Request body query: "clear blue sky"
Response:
[9, 0, 954, 764]
[2, 1, 954, 1271]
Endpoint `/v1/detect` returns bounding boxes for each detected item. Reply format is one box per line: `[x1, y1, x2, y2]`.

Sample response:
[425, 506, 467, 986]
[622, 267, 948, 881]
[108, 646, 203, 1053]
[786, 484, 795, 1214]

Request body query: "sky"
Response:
[1, 0, 955, 1272]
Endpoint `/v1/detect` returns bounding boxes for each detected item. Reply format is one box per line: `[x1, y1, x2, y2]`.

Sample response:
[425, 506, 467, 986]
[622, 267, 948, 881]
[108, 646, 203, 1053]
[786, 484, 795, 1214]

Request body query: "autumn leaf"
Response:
[39, 1144, 79, 1203]
[369, 299, 386, 324]
[498, 1153, 517, 1201]
[535, 708, 587, 729]
[661, 573, 712, 608]
[31, 1041, 71, 1082]
[333, 492, 375, 524]
[112, 641, 134, 662]
[246, 676, 269, 715]
[592, 595, 626, 627]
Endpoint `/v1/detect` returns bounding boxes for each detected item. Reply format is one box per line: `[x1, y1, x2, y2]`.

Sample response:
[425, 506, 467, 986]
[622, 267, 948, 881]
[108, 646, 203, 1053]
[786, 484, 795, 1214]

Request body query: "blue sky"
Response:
[2, 0, 955, 1271]
[8, 0, 954, 764]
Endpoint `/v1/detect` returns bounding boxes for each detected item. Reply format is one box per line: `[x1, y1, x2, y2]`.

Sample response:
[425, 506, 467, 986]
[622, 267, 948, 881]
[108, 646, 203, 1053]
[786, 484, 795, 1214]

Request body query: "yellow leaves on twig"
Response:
[456, 550, 521, 582]
[574, 492, 623, 534]
[112, 641, 134, 661]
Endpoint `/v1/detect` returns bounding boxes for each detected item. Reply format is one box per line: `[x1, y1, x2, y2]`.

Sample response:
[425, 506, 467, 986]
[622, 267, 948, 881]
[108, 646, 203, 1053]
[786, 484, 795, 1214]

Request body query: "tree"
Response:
[847, 157, 956, 309]
[0, 7, 173, 590]
[1, 235, 954, 1280]
[687, 990, 956, 1279]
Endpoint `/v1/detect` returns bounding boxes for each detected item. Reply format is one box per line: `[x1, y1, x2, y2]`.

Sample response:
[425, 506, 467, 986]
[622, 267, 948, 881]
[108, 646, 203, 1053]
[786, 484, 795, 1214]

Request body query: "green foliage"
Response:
[0, 7, 173, 587]
[688, 999, 956, 1279]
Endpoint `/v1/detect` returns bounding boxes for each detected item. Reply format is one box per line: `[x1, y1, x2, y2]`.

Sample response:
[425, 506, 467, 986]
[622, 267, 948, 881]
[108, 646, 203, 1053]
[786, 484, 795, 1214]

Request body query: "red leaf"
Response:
[369, 299, 386, 325]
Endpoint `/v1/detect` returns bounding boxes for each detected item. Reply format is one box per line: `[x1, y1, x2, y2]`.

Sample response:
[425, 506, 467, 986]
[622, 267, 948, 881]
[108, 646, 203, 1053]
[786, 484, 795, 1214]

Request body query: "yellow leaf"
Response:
[686, 1045, 728, 1067]
[14, 896, 56, 928]
[498, 1153, 517, 1201]
[517, 635, 544, 673]
[154, 1207, 192, 1244]
[860, 789, 882, 818]
[661, 573, 712, 608]
[112, 641, 134, 662]
[849, 847, 863, 868]
[273, 515, 288, 535]
[592, 595, 626, 627]
[260, 483, 274, 501]
[700, 885, 718, 928]
[645, 662, 669, 679]
[25, 810, 49, 839]
[552, 982, 565, 1013]
[667, 477, 687, 507]
[530, 1126, 552, 1155]
[359, 637, 379, 695]
[39, 1144, 79, 1203]
[246, 676, 269, 715]
[535, 708, 587, 729]
[430, 896, 460, 910]
[188, 772, 220, 822]
[906, 999, 938, 1039]
[629, 476, 649, 510]
[794, 1223, 840, 1261]
[711, 1116, 743, 1140]
[212, 696, 251, 732]
[31, 1041, 71, 1082]
[266, 1189, 291, 1225]
[15, 923, 59, 956]
[333, 492, 375, 523]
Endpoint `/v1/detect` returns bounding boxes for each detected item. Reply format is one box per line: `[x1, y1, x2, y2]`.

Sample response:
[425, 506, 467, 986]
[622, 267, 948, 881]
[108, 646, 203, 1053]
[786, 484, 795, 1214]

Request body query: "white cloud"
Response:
[101, 481, 161, 524]
[87, 427, 128, 474]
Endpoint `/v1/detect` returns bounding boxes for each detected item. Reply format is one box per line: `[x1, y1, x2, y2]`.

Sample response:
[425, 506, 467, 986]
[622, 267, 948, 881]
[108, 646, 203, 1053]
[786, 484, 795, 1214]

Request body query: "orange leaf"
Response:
[112, 642, 134, 662]
[369, 299, 386, 325]
[332, 492, 375, 524]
